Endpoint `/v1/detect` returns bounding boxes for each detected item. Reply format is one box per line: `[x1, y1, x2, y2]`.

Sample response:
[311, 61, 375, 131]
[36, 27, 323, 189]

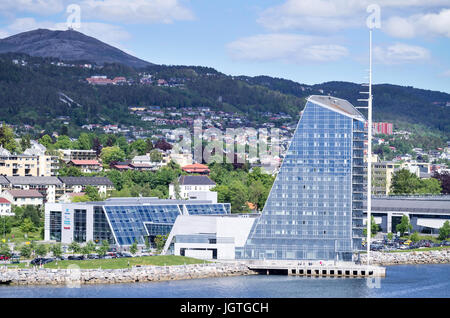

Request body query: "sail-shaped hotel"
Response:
[236, 95, 366, 262]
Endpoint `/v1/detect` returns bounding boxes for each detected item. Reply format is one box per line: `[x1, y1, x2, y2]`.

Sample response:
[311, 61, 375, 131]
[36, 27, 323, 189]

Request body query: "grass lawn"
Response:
[3, 227, 42, 244]
[42, 255, 208, 269]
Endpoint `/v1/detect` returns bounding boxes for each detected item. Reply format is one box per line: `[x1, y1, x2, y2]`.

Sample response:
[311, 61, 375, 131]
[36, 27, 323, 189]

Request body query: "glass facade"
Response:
[49, 211, 61, 242]
[239, 96, 366, 261]
[73, 209, 87, 243]
[93, 206, 114, 244]
[103, 203, 231, 246]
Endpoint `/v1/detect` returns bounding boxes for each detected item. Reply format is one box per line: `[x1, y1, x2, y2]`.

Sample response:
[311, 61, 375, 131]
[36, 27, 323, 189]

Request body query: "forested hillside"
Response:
[0, 52, 449, 138]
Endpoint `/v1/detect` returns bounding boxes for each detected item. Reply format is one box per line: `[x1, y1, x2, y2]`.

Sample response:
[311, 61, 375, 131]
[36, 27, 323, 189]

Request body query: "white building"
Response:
[1, 189, 44, 206]
[169, 175, 217, 202]
[162, 214, 259, 260]
[0, 198, 13, 216]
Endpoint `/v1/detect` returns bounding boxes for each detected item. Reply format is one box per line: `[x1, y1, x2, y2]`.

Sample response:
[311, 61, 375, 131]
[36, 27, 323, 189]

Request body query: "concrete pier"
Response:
[244, 260, 386, 278]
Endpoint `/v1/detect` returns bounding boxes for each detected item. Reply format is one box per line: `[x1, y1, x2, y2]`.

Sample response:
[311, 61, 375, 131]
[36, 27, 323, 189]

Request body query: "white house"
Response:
[169, 175, 217, 202]
[0, 198, 13, 216]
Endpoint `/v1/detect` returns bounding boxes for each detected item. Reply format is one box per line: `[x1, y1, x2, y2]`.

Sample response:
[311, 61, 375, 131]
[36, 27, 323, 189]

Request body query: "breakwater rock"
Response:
[0, 262, 257, 286]
[361, 249, 450, 266]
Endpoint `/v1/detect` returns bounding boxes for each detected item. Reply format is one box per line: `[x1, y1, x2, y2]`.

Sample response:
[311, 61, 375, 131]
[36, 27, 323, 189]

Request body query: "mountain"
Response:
[0, 29, 153, 68]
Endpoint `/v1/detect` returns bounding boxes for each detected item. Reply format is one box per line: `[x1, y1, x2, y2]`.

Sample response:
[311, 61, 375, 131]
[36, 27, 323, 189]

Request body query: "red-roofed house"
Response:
[181, 163, 210, 174]
[69, 160, 102, 173]
[0, 197, 12, 216]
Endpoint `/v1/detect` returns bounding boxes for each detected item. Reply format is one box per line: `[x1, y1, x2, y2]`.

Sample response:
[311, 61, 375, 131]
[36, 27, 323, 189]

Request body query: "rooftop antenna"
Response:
[357, 4, 380, 266]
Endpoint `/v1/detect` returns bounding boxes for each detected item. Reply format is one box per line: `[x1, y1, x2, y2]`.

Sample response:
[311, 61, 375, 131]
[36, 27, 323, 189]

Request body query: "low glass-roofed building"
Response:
[44, 197, 230, 247]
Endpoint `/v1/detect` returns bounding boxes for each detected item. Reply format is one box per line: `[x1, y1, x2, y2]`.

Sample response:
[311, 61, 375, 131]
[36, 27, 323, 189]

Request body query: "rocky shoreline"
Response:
[1, 250, 449, 286]
[361, 249, 450, 266]
[0, 262, 257, 286]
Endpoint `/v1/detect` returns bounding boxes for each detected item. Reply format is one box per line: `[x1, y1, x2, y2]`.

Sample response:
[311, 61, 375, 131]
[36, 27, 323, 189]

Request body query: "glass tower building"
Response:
[238, 95, 366, 261]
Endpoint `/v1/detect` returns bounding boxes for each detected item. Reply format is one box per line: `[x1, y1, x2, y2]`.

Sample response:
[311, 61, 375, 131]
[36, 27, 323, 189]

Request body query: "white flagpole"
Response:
[366, 29, 373, 265]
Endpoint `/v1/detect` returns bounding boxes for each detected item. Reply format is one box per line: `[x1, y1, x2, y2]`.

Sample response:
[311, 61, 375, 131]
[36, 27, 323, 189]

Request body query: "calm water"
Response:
[0, 264, 449, 298]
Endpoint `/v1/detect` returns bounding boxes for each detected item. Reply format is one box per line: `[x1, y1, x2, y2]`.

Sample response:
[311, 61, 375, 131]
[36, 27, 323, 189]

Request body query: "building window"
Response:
[74, 209, 87, 243]
[50, 211, 61, 242]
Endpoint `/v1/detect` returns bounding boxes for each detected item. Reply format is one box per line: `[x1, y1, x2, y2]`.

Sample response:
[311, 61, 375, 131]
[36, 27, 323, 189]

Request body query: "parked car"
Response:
[68, 255, 84, 261]
[10, 256, 20, 264]
[31, 258, 54, 265]
[87, 254, 99, 259]
[119, 252, 132, 258]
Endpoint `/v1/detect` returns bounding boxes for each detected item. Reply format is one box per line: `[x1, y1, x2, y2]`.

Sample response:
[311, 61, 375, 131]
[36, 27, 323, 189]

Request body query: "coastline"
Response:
[1, 250, 449, 286]
[0, 262, 257, 286]
[360, 249, 450, 266]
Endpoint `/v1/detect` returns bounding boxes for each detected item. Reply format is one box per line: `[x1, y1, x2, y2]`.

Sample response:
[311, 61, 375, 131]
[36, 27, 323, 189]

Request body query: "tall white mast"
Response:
[367, 29, 373, 265]
[357, 29, 373, 265]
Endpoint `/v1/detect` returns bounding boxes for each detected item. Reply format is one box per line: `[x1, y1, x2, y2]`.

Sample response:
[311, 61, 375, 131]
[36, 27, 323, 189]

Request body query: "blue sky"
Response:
[1, 0, 449, 93]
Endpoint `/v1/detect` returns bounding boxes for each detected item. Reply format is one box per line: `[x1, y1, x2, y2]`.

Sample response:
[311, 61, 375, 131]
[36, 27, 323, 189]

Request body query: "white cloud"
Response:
[440, 70, 450, 77]
[79, 0, 194, 24]
[227, 33, 349, 63]
[386, 9, 450, 38]
[258, 0, 450, 34]
[0, 0, 66, 15]
[0, 0, 194, 24]
[373, 43, 431, 64]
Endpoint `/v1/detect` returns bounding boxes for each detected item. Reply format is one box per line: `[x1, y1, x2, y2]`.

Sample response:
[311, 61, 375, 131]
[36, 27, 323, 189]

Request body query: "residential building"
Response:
[237, 95, 366, 262]
[58, 176, 114, 196]
[59, 149, 97, 163]
[0, 154, 59, 177]
[0, 198, 13, 216]
[372, 122, 393, 135]
[68, 160, 102, 173]
[6, 176, 63, 203]
[1, 189, 44, 206]
[169, 175, 217, 203]
[169, 152, 193, 167]
[44, 197, 230, 246]
[181, 163, 210, 174]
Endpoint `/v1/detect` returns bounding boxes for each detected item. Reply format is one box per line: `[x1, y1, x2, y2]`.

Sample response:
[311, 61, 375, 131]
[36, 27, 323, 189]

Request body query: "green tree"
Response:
[149, 149, 163, 162]
[396, 215, 413, 236]
[154, 234, 168, 253]
[390, 169, 421, 194]
[53, 135, 72, 149]
[39, 134, 54, 149]
[74, 133, 92, 150]
[20, 218, 35, 235]
[19, 244, 32, 259]
[130, 239, 138, 255]
[416, 178, 442, 195]
[68, 241, 81, 255]
[20, 134, 31, 151]
[100, 146, 126, 167]
[386, 232, 394, 240]
[438, 221, 450, 241]
[85, 185, 101, 201]
[0, 125, 18, 153]
[98, 240, 110, 257]
[50, 243, 63, 258]
[410, 231, 420, 243]
[85, 240, 97, 255]
[0, 242, 11, 257]
[130, 139, 148, 156]
[35, 244, 47, 257]
[363, 215, 380, 236]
